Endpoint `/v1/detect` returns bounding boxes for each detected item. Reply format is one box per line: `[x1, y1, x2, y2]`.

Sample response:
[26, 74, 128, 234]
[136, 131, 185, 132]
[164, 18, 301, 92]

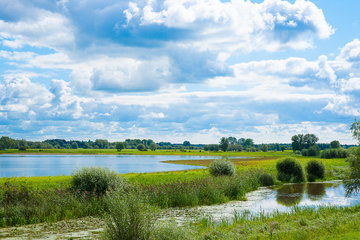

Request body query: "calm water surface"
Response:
[0, 154, 219, 177]
[171, 181, 360, 222]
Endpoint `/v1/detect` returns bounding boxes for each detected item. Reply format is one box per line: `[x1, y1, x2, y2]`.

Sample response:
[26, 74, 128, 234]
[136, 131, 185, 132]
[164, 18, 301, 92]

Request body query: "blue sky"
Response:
[0, 0, 359, 144]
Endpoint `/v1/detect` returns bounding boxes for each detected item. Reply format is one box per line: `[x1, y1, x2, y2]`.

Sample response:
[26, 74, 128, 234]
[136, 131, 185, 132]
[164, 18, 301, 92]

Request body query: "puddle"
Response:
[168, 180, 360, 223]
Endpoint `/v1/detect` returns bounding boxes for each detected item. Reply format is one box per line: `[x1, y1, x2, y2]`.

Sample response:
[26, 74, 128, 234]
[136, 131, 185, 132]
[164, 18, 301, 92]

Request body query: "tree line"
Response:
[0, 135, 356, 153]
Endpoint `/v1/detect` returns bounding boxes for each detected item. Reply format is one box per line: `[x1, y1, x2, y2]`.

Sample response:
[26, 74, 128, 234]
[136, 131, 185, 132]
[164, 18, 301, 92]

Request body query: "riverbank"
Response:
[0, 151, 354, 239]
[1, 197, 359, 239]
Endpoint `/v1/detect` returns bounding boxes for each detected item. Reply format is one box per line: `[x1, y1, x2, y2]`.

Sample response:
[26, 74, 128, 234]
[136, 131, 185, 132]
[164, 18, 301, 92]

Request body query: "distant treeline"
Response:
[0, 136, 356, 152]
[0, 136, 204, 150]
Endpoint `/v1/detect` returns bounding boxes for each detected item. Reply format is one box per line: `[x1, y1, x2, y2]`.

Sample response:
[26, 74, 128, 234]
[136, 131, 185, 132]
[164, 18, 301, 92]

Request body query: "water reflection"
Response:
[276, 184, 304, 206]
[307, 183, 326, 201]
[275, 181, 342, 207]
[275, 182, 338, 206]
[169, 181, 360, 223]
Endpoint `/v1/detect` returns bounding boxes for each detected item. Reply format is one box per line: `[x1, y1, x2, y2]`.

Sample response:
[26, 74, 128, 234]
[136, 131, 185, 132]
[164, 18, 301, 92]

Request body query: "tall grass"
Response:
[0, 182, 106, 227]
[0, 169, 263, 227]
[103, 190, 156, 240]
[140, 171, 261, 208]
[191, 205, 360, 240]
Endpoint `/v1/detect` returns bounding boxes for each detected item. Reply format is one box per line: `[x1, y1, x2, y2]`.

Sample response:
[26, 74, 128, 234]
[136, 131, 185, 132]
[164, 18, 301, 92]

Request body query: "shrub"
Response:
[137, 144, 146, 151]
[301, 145, 320, 157]
[102, 191, 155, 240]
[18, 145, 27, 151]
[116, 142, 125, 152]
[71, 167, 122, 196]
[276, 157, 305, 183]
[321, 148, 347, 159]
[258, 173, 274, 186]
[209, 158, 235, 177]
[306, 160, 325, 182]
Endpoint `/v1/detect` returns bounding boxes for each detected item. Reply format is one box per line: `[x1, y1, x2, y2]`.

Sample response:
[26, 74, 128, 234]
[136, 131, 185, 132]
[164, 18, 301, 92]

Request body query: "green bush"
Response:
[258, 173, 274, 186]
[301, 145, 320, 156]
[102, 191, 155, 240]
[209, 158, 235, 177]
[321, 148, 347, 159]
[137, 144, 146, 151]
[306, 160, 325, 182]
[71, 167, 122, 196]
[276, 157, 305, 183]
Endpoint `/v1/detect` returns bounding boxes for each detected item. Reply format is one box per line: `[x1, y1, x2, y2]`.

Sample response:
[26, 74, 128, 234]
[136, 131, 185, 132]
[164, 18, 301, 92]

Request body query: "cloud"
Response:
[0, 0, 358, 144]
[123, 0, 333, 51]
[0, 10, 74, 50]
[0, 0, 334, 94]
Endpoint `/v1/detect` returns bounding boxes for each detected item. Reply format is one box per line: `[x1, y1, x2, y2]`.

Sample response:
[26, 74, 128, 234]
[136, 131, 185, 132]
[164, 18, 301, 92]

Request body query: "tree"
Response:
[291, 134, 318, 152]
[137, 144, 146, 151]
[228, 137, 237, 145]
[303, 134, 319, 149]
[149, 142, 157, 151]
[330, 140, 340, 149]
[116, 142, 125, 152]
[350, 118, 360, 143]
[280, 146, 286, 152]
[237, 138, 245, 145]
[0, 136, 16, 150]
[345, 119, 360, 195]
[243, 138, 254, 148]
[183, 141, 191, 148]
[219, 137, 229, 152]
[208, 144, 220, 152]
[71, 142, 78, 149]
[18, 139, 27, 151]
[95, 139, 109, 149]
[291, 134, 303, 152]
[261, 144, 268, 152]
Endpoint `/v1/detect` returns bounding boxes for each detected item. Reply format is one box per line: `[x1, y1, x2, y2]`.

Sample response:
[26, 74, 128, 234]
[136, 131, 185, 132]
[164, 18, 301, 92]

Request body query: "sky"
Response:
[0, 0, 359, 144]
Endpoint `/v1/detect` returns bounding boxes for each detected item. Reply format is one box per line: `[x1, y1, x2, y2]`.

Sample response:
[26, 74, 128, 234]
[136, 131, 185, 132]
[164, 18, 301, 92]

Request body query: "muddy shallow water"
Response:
[169, 181, 360, 223]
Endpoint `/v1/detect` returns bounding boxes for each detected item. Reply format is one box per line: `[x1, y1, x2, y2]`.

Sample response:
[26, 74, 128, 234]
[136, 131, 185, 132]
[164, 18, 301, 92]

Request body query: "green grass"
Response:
[188, 205, 360, 240]
[325, 232, 360, 240]
[0, 150, 353, 230]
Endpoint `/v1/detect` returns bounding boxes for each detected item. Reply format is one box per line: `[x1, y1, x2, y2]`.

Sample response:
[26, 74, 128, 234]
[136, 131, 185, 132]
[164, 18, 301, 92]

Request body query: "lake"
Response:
[0, 154, 219, 177]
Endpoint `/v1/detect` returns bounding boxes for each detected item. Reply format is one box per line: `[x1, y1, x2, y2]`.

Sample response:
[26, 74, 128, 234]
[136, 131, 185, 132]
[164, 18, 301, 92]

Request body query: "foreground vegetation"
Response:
[0, 148, 358, 239]
[186, 205, 360, 240]
[0, 166, 265, 227]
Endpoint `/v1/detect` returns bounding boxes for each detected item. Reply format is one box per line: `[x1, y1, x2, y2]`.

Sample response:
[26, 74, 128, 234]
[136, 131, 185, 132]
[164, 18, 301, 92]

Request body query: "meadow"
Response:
[0, 149, 357, 239]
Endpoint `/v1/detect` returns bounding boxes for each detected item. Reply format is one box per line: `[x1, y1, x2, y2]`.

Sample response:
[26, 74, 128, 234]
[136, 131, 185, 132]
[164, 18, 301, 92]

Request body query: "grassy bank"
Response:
[0, 168, 264, 227]
[2, 205, 360, 239]
[185, 205, 360, 240]
[0, 150, 353, 232]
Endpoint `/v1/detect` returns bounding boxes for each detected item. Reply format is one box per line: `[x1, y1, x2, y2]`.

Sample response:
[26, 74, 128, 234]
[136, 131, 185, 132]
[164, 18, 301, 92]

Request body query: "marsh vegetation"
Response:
[1, 120, 360, 239]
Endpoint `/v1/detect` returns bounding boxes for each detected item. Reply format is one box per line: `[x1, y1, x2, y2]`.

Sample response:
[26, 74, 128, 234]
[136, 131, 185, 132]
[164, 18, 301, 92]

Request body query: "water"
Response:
[0, 154, 220, 177]
[169, 181, 360, 222]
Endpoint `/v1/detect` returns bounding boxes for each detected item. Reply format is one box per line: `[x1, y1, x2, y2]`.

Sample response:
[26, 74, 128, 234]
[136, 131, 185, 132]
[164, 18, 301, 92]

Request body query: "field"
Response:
[0, 149, 357, 239]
